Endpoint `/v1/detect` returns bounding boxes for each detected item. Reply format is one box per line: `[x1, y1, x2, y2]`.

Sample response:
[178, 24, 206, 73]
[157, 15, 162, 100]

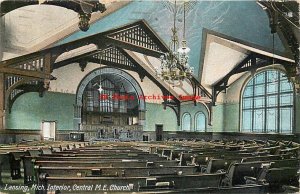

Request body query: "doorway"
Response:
[41, 121, 56, 140]
[155, 124, 163, 141]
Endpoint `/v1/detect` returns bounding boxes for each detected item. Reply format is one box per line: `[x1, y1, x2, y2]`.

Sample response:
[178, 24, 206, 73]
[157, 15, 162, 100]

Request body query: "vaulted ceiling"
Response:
[0, 0, 298, 95]
[2, 1, 292, 74]
[57, 1, 290, 78]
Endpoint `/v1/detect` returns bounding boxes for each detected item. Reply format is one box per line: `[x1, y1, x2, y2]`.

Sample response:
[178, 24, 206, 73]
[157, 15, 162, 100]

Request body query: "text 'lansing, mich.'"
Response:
[99, 94, 201, 101]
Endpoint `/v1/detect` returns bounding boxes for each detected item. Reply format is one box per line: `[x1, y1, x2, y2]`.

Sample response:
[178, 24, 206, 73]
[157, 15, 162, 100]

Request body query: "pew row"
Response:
[36, 173, 226, 194]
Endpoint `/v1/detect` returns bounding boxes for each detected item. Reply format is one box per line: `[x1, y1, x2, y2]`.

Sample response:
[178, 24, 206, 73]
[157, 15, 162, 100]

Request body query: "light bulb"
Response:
[98, 85, 103, 93]
[178, 46, 190, 54]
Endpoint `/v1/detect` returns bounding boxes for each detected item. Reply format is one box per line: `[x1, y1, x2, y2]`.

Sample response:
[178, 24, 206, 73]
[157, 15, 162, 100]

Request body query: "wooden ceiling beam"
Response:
[104, 37, 165, 58]
[0, 67, 51, 79]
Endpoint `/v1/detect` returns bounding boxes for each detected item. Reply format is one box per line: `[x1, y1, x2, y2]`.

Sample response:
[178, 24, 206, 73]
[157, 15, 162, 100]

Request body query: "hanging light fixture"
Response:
[167, 83, 172, 102]
[96, 50, 104, 93]
[270, 33, 278, 83]
[97, 82, 103, 93]
[92, 75, 103, 93]
[156, 0, 194, 86]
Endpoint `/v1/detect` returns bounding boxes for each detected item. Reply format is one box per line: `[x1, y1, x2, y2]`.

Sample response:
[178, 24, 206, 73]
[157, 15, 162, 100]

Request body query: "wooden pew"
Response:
[262, 167, 299, 188]
[191, 151, 266, 165]
[34, 155, 165, 162]
[156, 147, 164, 156]
[138, 184, 266, 193]
[257, 146, 281, 155]
[170, 150, 184, 160]
[144, 173, 225, 189]
[241, 154, 291, 162]
[41, 148, 52, 155]
[22, 150, 174, 185]
[149, 146, 156, 154]
[242, 145, 261, 152]
[279, 146, 299, 157]
[198, 152, 299, 173]
[36, 173, 225, 194]
[191, 152, 255, 166]
[0, 150, 25, 180]
[35, 166, 198, 178]
[0, 153, 4, 185]
[1, 140, 297, 193]
[269, 158, 299, 168]
[221, 161, 266, 187]
[34, 160, 179, 168]
[245, 166, 299, 191]
[140, 173, 226, 192]
[162, 149, 172, 160]
[222, 157, 299, 187]
[41, 152, 153, 157]
[22, 150, 41, 185]
[51, 147, 61, 152]
[201, 159, 239, 174]
[203, 157, 298, 175]
[0, 142, 79, 181]
[9, 151, 29, 179]
[36, 174, 146, 194]
[179, 153, 195, 166]
[61, 150, 147, 155]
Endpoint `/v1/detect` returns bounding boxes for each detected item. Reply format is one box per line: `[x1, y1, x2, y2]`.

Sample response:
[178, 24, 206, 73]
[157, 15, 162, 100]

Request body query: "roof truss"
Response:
[0, 20, 175, 119]
[0, 20, 213, 127]
[211, 52, 292, 105]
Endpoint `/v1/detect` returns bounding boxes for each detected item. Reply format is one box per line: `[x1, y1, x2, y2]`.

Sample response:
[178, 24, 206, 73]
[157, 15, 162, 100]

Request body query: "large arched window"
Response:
[241, 70, 293, 134]
[195, 112, 206, 132]
[182, 113, 191, 131]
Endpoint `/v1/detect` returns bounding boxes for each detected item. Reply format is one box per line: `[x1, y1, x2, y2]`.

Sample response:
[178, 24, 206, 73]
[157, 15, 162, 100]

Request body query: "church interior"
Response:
[0, 0, 299, 193]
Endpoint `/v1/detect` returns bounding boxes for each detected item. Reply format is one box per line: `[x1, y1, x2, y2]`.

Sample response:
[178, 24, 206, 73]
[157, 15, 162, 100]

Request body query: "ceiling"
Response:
[1, 0, 130, 58]
[2, 1, 289, 73]
[201, 33, 295, 89]
[57, 1, 288, 78]
[0, 0, 297, 98]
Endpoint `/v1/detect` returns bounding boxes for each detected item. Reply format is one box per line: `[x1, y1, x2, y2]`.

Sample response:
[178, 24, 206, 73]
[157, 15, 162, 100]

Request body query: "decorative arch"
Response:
[74, 67, 146, 130]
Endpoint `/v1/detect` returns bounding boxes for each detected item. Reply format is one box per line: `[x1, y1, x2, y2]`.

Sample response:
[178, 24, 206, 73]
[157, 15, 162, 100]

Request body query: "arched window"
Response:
[182, 113, 191, 131]
[195, 112, 206, 132]
[241, 70, 293, 134]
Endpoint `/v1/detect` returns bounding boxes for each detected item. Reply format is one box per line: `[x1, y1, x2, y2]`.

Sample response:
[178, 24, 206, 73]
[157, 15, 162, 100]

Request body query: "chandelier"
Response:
[156, 0, 194, 86]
